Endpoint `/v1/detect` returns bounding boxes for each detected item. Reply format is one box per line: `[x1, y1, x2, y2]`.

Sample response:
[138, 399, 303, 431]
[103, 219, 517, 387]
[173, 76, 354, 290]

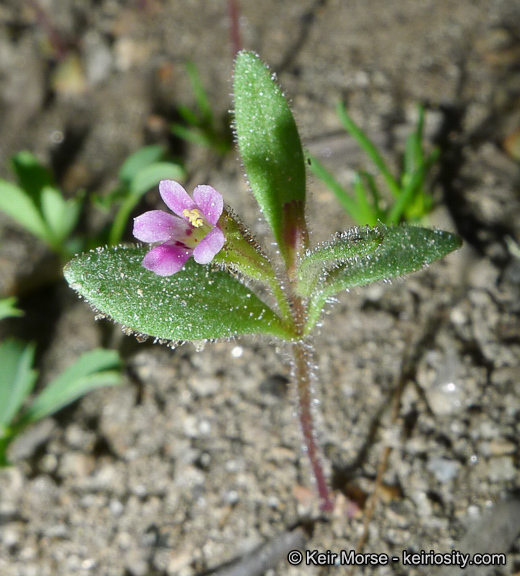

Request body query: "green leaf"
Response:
[234, 51, 306, 253]
[297, 226, 385, 298]
[40, 186, 67, 243]
[352, 173, 378, 226]
[360, 171, 384, 220]
[0, 340, 38, 428]
[61, 194, 84, 240]
[0, 180, 49, 241]
[307, 155, 363, 222]
[171, 124, 214, 148]
[303, 225, 462, 332]
[3, 152, 82, 252]
[11, 151, 53, 205]
[388, 148, 439, 224]
[20, 349, 122, 425]
[91, 184, 127, 212]
[129, 162, 185, 197]
[176, 104, 200, 126]
[64, 244, 295, 341]
[336, 102, 401, 199]
[109, 162, 186, 246]
[403, 106, 424, 180]
[39, 186, 83, 250]
[0, 297, 24, 321]
[0, 436, 11, 467]
[185, 60, 213, 123]
[118, 145, 165, 185]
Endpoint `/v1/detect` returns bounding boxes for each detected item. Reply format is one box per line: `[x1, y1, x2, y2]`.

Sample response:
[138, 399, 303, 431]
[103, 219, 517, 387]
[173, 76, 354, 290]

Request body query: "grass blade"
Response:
[336, 102, 401, 198]
[308, 155, 364, 222]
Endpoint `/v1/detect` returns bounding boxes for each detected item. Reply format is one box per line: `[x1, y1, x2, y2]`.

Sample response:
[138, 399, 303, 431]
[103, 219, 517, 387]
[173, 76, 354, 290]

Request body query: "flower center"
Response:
[178, 208, 213, 249]
[183, 208, 204, 228]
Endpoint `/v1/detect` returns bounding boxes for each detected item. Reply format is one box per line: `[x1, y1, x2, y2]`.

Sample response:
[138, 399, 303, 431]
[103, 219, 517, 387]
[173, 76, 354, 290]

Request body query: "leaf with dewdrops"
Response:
[64, 245, 296, 343]
[233, 51, 307, 268]
[299, 224, 462, 332]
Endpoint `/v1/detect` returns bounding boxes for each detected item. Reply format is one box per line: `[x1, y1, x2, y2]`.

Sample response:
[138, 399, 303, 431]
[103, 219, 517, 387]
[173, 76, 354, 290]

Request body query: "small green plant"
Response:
[91, 145, 185, 246]
[0, 153, 129, 465]
[0, 151, 84, 261]
[0, 340, 122, 467]
[0, 147, 185, 259]
[309, 103, 440, 226]
[171, 61, 233, 155]
[65, 52, 461, 511]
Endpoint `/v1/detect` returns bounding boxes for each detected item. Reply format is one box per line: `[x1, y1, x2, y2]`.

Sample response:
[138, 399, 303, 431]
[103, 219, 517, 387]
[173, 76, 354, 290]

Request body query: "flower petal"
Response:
[142, 243, 191, 276]
[133, 210, 186, 243]
[159, 180, 196, 218]
[193, 185, 224, 225]
[193, 226, 225, 264]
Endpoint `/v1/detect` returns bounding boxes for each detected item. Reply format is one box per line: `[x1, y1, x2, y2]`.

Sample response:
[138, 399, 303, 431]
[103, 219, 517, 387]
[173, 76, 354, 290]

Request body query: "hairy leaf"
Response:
[64, 245, 295, 342]
[297, 226, 385, 297]
[302, 225, 462, 331]
[234, 52, 306, 256]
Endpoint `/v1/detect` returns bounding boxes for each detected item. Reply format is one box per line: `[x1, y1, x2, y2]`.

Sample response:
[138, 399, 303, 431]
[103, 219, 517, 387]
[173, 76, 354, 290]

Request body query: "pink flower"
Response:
[133, 180, 225, 276]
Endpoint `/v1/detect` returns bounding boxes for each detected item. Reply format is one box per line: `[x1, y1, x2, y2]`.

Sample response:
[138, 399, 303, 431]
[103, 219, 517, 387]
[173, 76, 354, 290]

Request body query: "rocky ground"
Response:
[0, 1, 519, 575]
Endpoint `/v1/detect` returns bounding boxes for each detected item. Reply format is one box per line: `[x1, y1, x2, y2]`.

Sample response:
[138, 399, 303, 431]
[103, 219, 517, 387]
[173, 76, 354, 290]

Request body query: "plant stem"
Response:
[28, 0, 67, 60]
[291, 296, 333, 512]
[227, 0, 242, 57]
[267, 275, 293, 328]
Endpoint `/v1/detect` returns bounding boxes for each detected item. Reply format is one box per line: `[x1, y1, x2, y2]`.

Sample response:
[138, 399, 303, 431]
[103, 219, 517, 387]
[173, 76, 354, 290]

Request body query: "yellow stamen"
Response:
[182, 208, 204, 228]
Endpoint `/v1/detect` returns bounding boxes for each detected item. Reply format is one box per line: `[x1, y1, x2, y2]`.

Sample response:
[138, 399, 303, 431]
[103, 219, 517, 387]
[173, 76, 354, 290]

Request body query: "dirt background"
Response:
[1, 1, 520, 575]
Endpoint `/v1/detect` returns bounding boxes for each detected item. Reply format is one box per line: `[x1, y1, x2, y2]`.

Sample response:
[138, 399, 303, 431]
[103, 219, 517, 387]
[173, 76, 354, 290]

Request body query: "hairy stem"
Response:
[268, 276, 293, 328]
[291, 296, 333, 512]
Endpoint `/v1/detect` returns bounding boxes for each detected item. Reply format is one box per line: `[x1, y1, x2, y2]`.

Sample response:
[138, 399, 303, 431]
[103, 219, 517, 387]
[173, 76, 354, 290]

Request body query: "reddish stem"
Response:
[28, 0, 67, 60]
[291, 297, 333, 512]
[292, 340, 333, 512]
[227, 0, 242, 57]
